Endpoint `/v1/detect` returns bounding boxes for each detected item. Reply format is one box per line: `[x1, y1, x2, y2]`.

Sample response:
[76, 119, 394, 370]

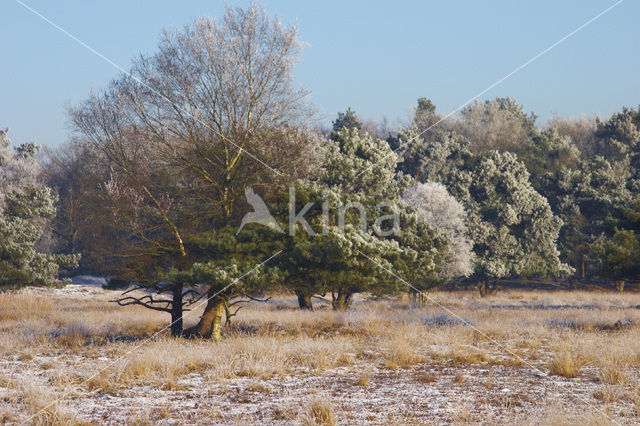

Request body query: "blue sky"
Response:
[1, 0, 638, 147]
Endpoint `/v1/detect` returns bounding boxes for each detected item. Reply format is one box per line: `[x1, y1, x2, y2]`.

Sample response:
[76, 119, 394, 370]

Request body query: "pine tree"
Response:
[400, 128, 572, 286]
[0, 128, 79, 290]
[268, 128, 449, 310]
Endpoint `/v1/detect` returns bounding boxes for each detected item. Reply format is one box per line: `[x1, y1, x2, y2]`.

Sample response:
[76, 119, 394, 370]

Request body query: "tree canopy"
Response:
[0, 128, 79, 290]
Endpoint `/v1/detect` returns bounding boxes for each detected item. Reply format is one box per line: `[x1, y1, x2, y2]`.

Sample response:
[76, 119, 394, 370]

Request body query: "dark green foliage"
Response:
[536, 155, 630, 277]
[0, 130, 79, 290]
[399, 123, 570, 282]
[594, 228, 640, 280]
[331, 108, 362, 138]
[516, 128, 580, 191]
[0, 186, 78, 290]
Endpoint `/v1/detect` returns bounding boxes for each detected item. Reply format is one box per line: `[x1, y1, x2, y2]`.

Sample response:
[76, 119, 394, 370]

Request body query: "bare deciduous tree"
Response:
[67, 3, 319, 338]
[455, 97, 536, 153]
[403, 181, 474, 279]
[546, 116, 598, 158]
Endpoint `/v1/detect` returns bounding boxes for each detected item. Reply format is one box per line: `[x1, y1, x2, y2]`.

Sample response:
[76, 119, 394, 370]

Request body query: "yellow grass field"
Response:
[1, 285, 640, 424]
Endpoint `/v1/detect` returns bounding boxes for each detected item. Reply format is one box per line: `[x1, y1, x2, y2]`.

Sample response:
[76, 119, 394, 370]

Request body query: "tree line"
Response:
[1, 3, 638, 340]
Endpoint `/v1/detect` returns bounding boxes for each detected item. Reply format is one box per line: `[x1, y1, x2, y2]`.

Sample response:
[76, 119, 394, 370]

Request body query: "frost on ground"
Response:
[1, 285, 639, 424]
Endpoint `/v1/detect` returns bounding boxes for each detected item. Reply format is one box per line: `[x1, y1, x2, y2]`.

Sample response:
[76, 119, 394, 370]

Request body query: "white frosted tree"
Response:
[0, 128, 79, 290]
[456, 97, 536, 153]
[403, 182, 474, 278]
[397, 127, 572, 289]
[447, 151, 573, 284]
[0, 129, 40, 201]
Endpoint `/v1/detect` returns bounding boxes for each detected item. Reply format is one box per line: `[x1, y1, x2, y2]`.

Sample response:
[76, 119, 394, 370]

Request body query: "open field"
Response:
[1, 285, 640, 424]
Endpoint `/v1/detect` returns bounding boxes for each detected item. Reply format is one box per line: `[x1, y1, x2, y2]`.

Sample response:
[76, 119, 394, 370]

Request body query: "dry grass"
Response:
[356, 369, 372, 387]
[548, 350, 585, 378]
[0, 293, 56, 322]
[450, 346, 492, 365]
[12, 379, 84, 425]
[1, 288, 639, 423]
[532, 403, 614, 426]
[593, 385, 624, 404]
[416, 372, 437, 383]
[598, 356, 628, 385]
[302, 395, 336, 426]
[453, 373, 466, 385]
[384, 334, 426, 370]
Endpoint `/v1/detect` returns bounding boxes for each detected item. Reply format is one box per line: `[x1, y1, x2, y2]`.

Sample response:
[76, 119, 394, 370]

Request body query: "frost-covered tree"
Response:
[455, 97, 536, 153]
[68, 3, 319, 338]
[270, 127, 448, 310]
[546, 116, 598, 159]
[407, 129, 572, 285]
[403, 182, 474, 279]
[321, 127, 409, 201]
[594, 107, 640, 194]
[595, 107, 640, 164]
[323, 128, 448, 305]
[446, 151, 572, 283]
[330, 108, 362, 138]
[269, 181, 447, 310]
[0, 128, 79, 290]
[394, 127, 470, 182]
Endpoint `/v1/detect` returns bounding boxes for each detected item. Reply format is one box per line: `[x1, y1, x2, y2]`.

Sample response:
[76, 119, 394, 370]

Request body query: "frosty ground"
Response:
[1, 283, 640, 425]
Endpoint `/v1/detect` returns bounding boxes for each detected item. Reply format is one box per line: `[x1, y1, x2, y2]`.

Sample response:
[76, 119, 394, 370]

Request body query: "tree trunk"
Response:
[170, 284, 184, 337]
[332, 289, 352, 311]
[296, 291, 314, 310]
[477, 281, 501, 297]
[476, 281, 487, 297]
[408, 288, 428, 306]
[184, 293, 225, 340]
[408, 289, 415, 304]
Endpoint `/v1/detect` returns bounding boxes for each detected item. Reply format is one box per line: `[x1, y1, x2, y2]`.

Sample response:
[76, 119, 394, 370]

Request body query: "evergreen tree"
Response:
[595, 106, 640, 165]
[448, 151, 572, 283]
[537, 155, 630, 278]
[263, 128, 449, 310]
[594, 228, 640, 281]
[330, 108, 362, 140]
[0, 128, 79, 290]
[516, 128, 581, 191]
[400, 128, 571, 285]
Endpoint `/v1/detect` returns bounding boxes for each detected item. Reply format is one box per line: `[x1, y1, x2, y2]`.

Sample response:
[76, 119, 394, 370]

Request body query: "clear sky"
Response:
[1, 0, 639, 147]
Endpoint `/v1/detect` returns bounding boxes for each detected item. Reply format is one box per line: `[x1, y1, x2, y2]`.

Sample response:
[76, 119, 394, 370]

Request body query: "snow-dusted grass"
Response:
[1, 287, 640, 423]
